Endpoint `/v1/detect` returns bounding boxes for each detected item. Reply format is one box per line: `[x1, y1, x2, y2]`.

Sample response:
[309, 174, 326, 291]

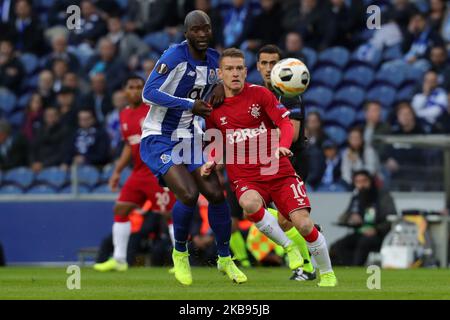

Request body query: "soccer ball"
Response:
[270, 58, 310, 98]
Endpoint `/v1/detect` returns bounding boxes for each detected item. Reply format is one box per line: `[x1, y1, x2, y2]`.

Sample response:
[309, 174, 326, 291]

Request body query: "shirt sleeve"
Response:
[142, 48, 195, 111]
[280, 96, 303, 121]
[259, 87, 294, 149]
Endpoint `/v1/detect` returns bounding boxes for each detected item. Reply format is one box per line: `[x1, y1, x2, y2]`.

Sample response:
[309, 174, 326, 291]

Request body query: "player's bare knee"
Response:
[290, 209, 313, 235]
[239, 194, 262, 214]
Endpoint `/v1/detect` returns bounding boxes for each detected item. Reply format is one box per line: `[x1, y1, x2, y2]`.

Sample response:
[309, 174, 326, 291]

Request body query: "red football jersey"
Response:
[119, 103, 151, 175]
[206, 83, 295, 182]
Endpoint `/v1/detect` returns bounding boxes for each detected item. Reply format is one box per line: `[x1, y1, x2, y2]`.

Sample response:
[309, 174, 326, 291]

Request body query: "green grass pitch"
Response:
[1, 266, 450, 300]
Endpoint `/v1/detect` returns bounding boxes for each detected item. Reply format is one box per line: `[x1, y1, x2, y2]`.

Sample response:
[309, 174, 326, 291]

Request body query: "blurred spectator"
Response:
[411, 70, 448, 125]
[21, 93, 43, 142]
[368, 9, 403, 50]
[441, 3, 450, 43]
[429, 0, 447, 33]
[106, 89, 128, 158]
[383, 102, 426, 180]
[0, 0, 14, 24]
[5, 0, 45, 55]
[0, 38, 24, 93]
[36, 70, 56, 107]
[124, 0, 179, 36]
[363, 101, 391, 156]
[322, 0, 354, 49]
[84, 37, 126, 92]
[30, 106, 67, 172]
[283, 31, 307, 64]
[330, 170, 396, 266]
[221, 0, 255, 48]
[51, 58, 69, 93]
[63, 108, 110, 168]
[48, 0, 81, 27]
[282, 0, 329, 50]
[139, 57, 156, 80]
[341, 126, 380, 185]
[43, 34, 80, 72]
[403, 11, 444, 64]
[429, 45, 450, 91]
[69, 0, 107, 47]
[315, 140, 345, 190]
[105, 16, 149, 64]
[81, 72, 113, 125]
[245, 0, 284, 51]
[305, 111, 328, 186]
[0, 118, 28, 170]
[390, 0, 417, 33]
[56, 87, 79, 132]
[433, 93, 450, 134]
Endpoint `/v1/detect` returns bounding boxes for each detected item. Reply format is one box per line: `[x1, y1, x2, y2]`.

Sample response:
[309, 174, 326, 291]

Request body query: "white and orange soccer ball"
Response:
[270, 58, 310, 98]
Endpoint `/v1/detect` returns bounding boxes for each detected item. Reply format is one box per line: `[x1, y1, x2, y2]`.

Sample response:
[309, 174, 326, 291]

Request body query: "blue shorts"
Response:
[140, 135, 205, 180]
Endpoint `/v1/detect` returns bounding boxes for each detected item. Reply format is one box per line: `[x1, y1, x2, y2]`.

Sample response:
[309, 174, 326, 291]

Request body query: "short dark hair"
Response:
[364, 100, 382, 110]
[257, 44, 282, 61]
[123, 75, 145, 88]
[219, 48, 245, 65]
[352, 169, 372, 180]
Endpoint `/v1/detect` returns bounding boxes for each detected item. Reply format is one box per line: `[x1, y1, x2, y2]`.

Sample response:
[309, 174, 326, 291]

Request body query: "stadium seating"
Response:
[317, 47, 350, 69]
[302, 47, 317, 70]
[3, 167, 34, 189]
[332, 85, 366, 108]
[0, 88, 17, 114]
[0, 184, 24, 194]
[35, 167, 69, 189]
[366, 85, 397, 108]
[349, 44, 382, 69]
[76, 165, 100, 188]
[302, 86, 334, 109]
[342, 66, 375, 89]
[382, 44, 403, 61]
[101, 164, 115, 183]
[27, 184, 57, 194]
[92, 184, 116, 194]
[19, 53, 40, 75]
[312, 66, 342, 89]
[324, 126, 348, 146]
[324, 106, 357, 128]
[396, 84, 417, 102]
[373, 60, 407, 88]
[59, 185, 90, 194]
[7, 111, 26, 128]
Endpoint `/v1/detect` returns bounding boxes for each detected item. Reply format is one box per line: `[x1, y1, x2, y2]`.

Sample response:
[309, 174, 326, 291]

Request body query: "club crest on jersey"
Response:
[160, 154, 171, 164]
[248, 104, 261, 119]
[240, 186, 249, 192]
[156, 63, 168, 75]
[220, 116, 228, 125]
[208, 69, 217, 84]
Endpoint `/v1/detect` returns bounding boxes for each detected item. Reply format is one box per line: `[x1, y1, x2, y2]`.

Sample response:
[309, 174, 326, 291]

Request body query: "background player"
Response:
[94, 75, 176, 272]
[203, 48, 337, 287]
[256, 44, 316, 280]
[140, 11, 246, 285]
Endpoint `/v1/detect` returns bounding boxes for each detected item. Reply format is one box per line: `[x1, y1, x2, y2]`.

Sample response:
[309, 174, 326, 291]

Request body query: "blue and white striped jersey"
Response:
[141, 41, 220, 139]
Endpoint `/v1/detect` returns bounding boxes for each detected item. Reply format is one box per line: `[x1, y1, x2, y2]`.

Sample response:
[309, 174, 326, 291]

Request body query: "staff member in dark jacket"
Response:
[330, 169, 396, 266]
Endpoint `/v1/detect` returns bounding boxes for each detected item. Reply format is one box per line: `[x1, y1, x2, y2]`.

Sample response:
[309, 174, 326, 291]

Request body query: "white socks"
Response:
[255, 209, 292, 248]
[306, 232, 333, 274]
[168, 222, 175, 247]
[112, 221, 131, 263]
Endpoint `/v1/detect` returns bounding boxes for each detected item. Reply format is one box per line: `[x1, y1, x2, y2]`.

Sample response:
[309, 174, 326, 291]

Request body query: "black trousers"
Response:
[330, 233, 383, 266]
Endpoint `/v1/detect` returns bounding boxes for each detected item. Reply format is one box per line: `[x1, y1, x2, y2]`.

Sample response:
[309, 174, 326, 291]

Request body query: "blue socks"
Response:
[172, 200, 195, 252]
[208, 201, 232, 257]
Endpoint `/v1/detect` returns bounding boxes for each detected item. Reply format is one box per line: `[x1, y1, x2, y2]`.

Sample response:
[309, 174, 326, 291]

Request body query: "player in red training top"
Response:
[94, 76, 176, 272]
[202, 48, 337, 287]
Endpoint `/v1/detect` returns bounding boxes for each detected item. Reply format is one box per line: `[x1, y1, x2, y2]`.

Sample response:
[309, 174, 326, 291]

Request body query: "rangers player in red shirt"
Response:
[94, 76, 176, 272]
[202, 49, 337, 287]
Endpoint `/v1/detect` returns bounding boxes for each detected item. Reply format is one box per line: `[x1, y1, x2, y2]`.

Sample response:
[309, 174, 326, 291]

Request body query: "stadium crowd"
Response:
[0, 0, 449, 195]
[0, 0, 449, 268]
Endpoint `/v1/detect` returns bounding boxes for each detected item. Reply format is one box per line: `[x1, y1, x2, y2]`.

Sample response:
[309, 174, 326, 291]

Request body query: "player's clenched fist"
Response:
[192, 100, 212, 118]
[275, 147, 293, 159]
[200, 161, 216, 177]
